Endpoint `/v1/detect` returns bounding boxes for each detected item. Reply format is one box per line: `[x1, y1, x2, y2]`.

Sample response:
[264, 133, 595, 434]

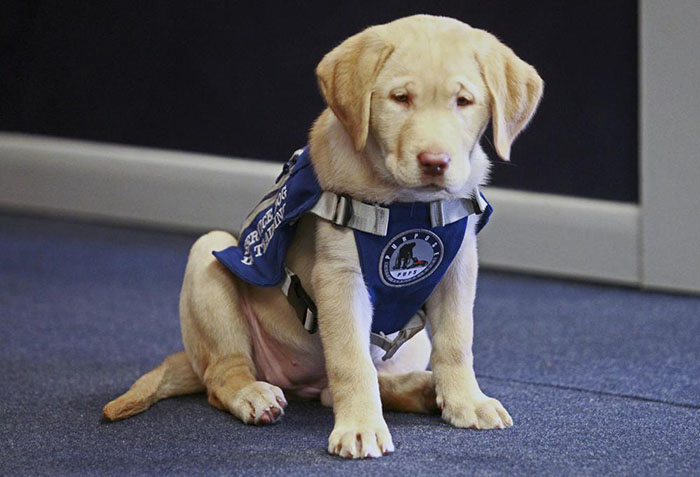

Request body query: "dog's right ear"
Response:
[316, 30, 394, 152]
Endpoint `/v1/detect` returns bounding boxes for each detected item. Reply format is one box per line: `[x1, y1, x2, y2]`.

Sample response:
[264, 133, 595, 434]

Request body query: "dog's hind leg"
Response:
[180, 231, 287, 425]
[319, 330, 439, 414]
[320, 371, 438, 414]
[103, 351, 205, 421]
[376, 330, 438, 414]
[378, 371, 439, 414]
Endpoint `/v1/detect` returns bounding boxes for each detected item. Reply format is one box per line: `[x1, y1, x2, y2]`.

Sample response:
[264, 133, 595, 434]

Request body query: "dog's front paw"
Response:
[328, 418, 394, 459]
[437, 393, 513, 430]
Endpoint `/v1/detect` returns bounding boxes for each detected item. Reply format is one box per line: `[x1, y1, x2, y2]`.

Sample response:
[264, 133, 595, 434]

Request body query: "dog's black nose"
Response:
[418, 152, 450, 176]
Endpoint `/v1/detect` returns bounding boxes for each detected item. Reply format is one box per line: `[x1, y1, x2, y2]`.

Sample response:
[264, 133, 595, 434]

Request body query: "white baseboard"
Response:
[0, 132, 280, 232]
[477, 189, 639, 285]
[0, 132, 640, 285]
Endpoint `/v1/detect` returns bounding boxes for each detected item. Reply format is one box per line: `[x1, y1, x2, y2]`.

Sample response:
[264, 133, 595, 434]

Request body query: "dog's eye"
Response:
[392, 92, 409, 104]
[457, 96, 473, 107]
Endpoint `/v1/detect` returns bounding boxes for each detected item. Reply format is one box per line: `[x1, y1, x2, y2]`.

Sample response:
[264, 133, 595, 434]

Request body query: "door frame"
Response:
[640, 0, 700, 293]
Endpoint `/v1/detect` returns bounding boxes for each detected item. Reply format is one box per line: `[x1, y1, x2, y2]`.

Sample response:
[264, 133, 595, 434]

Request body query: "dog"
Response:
[103, 15, 543, 459]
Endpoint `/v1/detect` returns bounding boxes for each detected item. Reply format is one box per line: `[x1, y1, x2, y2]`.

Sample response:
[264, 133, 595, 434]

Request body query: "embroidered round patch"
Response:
[379, 229, 444, 287]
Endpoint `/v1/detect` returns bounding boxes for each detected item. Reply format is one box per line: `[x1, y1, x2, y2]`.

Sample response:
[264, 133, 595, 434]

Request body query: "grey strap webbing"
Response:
[369, 309, 427, 361]
[308, 192, 390, 236]
[308, 190, 485, 235]
[429, 195, 484, 227]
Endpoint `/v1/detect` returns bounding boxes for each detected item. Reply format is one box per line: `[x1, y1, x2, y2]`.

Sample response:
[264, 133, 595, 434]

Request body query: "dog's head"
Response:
[316, 15, 543, 197]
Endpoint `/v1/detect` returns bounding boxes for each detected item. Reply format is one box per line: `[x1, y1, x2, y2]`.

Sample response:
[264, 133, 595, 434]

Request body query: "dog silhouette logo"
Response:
[379, 229, 444, 287]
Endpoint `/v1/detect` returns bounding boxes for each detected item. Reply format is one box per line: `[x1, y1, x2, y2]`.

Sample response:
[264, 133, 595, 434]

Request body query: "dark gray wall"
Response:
[1, 1, 638, 202]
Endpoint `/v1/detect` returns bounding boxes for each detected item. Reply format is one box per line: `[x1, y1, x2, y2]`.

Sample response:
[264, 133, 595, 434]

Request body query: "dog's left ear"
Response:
[475, 31, 544, 161]
[316, 29, 394, 152]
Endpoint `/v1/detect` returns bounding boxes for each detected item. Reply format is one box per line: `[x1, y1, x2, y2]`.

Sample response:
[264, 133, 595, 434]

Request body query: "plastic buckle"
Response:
[430, 201, 446, 227]
[286, 273, 318, 333]
[471, 195, 483, 215]
[332, 195, 353, 227]
[276, 150, 302, 183]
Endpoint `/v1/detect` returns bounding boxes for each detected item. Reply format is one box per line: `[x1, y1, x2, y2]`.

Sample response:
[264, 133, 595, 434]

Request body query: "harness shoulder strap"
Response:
[429, 196, 483, 227]
[308, 192, 390, 236]
[308, 190, 484, 235]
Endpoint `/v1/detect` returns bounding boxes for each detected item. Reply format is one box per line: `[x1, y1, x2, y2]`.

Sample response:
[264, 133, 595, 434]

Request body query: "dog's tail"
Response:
[103, 351, 205, 421]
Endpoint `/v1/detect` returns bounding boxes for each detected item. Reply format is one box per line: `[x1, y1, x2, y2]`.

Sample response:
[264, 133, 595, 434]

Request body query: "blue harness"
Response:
[213, 148, 492, 358]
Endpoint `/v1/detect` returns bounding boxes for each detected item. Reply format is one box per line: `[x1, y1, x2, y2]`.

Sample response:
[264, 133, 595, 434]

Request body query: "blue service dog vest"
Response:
[213, 147, 492, 337]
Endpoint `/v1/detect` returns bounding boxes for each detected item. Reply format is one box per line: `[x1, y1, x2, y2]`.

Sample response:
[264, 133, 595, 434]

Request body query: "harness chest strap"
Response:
[369, 310, 427, 360]
[280, 189, 485, 360]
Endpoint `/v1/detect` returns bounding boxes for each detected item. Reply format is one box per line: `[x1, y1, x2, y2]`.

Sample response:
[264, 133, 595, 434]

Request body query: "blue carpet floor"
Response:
[1, 214, 699, 476]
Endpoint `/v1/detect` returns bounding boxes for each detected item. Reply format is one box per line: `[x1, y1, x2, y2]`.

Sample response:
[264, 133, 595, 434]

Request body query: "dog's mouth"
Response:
[417, 174, 456, 191]
[414, 184, 447, 192]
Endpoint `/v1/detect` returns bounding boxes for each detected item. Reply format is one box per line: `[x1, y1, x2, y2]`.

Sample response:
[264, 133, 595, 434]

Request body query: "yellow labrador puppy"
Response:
[104, 15, 543, 459]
